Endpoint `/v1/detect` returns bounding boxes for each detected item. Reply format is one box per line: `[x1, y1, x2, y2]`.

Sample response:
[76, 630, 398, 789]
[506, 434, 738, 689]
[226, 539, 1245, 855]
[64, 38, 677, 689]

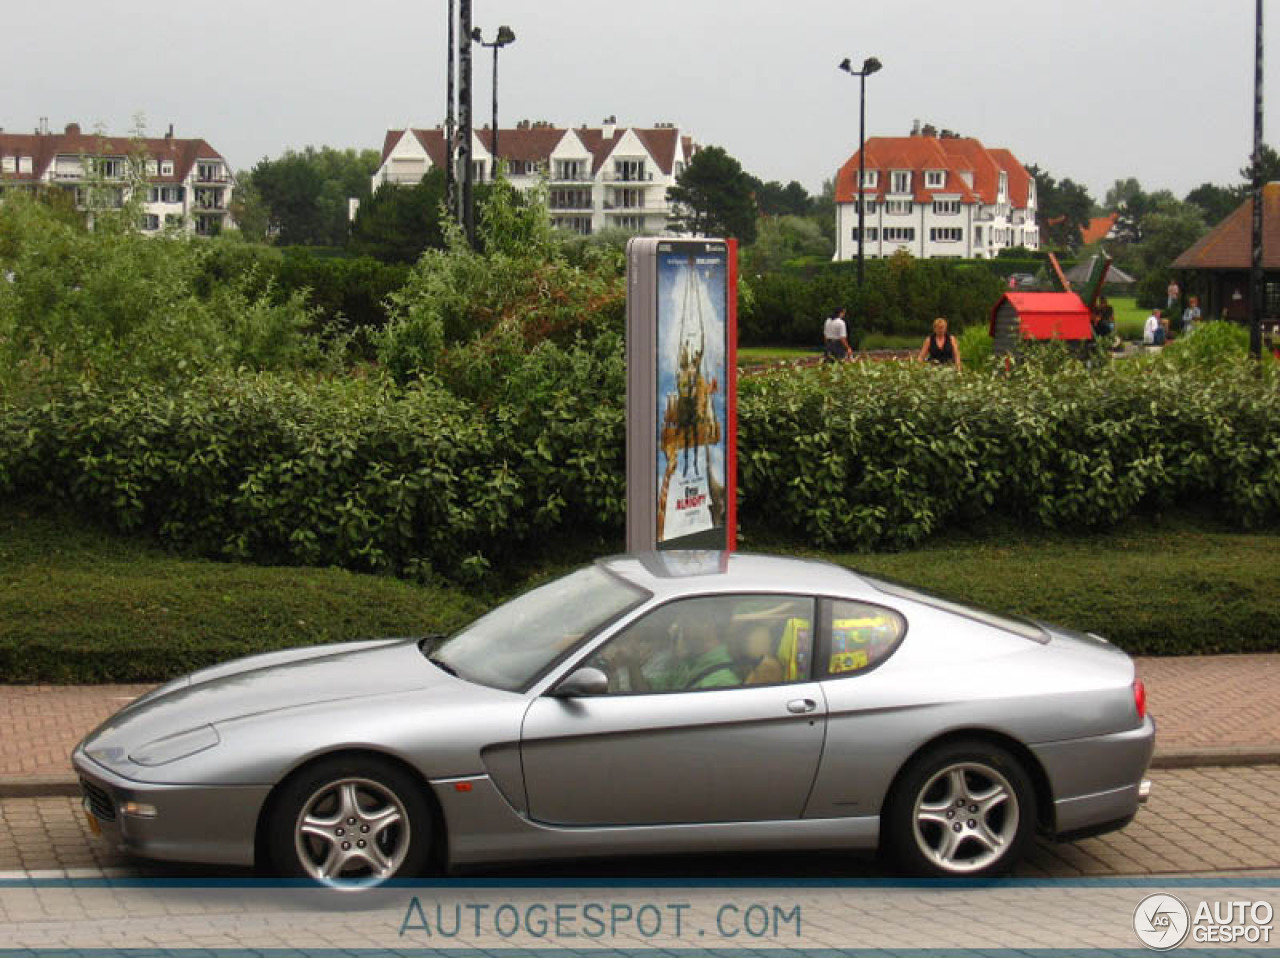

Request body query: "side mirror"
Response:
[552, 666, 609, 698]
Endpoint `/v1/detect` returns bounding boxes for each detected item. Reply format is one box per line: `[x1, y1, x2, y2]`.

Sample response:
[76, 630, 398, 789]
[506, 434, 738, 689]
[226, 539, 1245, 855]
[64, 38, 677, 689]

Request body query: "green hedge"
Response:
[739, 356, 1280, 549]
[2, 347, 1277, 584]
[740, 256, 1005, 345]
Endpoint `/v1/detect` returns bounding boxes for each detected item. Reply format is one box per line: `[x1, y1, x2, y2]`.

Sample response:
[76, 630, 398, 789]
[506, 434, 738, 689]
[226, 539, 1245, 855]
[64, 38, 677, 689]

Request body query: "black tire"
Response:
[267, 755, 432, 887]
[885, 740, 1035, 878]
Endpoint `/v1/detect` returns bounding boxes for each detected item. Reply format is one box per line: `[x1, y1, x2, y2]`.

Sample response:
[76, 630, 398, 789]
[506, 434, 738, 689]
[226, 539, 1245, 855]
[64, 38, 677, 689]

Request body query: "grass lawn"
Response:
[1108, 295, 1147, 341]
[737, 345, 817, 365]
[2, 503, 1277, 683]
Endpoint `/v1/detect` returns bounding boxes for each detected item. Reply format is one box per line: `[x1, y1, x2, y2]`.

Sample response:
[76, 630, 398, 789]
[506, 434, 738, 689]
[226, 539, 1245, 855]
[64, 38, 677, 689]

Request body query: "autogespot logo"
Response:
[1134, 893, 1191, 950]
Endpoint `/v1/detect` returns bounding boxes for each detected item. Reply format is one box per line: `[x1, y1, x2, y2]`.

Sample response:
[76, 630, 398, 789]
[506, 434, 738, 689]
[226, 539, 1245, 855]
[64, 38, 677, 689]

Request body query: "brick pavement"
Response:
[0, 654, 1277, 794]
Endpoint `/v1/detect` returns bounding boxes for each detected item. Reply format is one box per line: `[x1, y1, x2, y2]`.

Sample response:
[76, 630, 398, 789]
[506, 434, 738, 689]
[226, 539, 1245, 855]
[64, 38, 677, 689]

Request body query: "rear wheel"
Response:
[268, 756, 432, 887]
[886, 741, 1034, 878]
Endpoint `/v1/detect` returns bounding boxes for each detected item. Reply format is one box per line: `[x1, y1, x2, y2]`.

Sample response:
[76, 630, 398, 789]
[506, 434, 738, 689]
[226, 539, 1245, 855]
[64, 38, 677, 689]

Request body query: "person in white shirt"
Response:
[823, 307, 852, 362]
[1143, 309, 1165, 347]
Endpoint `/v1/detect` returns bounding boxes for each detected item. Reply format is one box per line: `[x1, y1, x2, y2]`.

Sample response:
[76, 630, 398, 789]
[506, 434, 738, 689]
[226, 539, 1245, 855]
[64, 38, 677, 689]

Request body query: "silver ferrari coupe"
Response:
[74, 552, 1154, 883]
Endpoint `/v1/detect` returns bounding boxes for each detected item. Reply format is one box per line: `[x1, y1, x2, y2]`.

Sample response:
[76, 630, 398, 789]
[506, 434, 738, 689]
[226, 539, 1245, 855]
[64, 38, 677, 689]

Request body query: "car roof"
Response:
[598, 551, 874, 603]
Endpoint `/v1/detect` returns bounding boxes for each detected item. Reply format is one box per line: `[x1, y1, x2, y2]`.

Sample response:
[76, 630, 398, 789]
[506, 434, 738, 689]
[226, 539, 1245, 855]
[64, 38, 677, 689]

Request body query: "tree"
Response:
[1184, 182, 1242, 227]
[746, 176, 812, 217]
[349, 169, 448, 264]
[667, 146, 758, 244]
[1027, 164, 1093, 250]
[1239, 143, 1280, 184]
[242, 146, 380, 247]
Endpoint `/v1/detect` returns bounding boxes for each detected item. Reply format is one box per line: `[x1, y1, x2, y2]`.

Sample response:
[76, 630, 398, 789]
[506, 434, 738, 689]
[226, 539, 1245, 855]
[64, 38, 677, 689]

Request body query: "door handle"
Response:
[787, 698, 817, 714]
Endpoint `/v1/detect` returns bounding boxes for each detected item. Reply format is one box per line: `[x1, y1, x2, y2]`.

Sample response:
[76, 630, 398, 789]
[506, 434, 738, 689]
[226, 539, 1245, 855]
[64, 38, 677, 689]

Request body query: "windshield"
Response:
[430, 565, 648, 691]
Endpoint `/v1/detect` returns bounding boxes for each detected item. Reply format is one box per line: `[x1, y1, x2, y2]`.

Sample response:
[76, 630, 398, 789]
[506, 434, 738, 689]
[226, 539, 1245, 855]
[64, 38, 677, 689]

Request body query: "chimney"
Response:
[910, 118, 921, 137]
[165, 124, 174, 139]
[65, 122, 81, 136]
[922, 123, 938, 138]
[602, 115, 617, 139]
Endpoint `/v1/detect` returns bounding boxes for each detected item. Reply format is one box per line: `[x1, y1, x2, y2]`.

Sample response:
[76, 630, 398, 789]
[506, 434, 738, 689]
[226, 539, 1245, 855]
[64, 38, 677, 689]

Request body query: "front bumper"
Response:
[73, 748, 270, 868]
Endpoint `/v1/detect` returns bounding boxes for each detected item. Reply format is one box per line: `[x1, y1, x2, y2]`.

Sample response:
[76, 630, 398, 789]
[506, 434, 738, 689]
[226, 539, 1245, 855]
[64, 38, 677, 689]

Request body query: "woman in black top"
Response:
[917, 317, 962, 370]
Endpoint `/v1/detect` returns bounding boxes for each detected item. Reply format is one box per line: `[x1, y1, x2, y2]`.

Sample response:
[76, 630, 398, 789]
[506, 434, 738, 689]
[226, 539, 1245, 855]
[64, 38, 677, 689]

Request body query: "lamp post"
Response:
[1249, 0, 1264, 360]
[459, 0, 473, 245]
[838, 55, 882, 288]
[472, 25, 516, 176]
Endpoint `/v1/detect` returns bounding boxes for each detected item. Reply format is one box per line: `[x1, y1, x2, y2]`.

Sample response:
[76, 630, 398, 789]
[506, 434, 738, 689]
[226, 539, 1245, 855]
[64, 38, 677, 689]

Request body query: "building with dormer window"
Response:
[833, 123, 1037, 261]
[371, 117, 697, 235]
[0, 120, 234, 235]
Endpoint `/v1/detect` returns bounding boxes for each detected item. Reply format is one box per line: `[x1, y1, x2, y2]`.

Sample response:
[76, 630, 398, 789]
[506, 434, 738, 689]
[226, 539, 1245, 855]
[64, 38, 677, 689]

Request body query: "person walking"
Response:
[823, 306, 852, 362]
[917, 317, 962, 370]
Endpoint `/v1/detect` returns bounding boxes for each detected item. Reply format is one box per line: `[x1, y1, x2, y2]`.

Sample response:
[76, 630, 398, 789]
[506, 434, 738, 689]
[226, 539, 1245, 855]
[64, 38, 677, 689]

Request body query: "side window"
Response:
[823, 599, 906, 677]
[587, 595, 814, 694]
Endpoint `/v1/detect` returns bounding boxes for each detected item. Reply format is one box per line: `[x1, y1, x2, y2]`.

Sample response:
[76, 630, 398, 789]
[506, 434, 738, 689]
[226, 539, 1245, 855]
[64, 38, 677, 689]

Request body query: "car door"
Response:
[520, 594, 827, 826]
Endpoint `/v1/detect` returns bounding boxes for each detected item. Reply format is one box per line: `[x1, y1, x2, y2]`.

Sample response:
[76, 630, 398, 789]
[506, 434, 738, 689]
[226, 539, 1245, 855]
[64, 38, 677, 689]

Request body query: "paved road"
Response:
[4, 765, 1280, 879]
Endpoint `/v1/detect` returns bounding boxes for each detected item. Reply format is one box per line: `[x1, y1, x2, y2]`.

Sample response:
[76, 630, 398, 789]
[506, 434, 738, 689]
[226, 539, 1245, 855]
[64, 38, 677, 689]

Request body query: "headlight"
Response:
[129, 725, 221, 766]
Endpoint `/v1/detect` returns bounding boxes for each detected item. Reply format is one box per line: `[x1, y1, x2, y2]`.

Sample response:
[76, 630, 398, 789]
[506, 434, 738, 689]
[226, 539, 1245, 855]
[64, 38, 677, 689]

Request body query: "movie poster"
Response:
[655, 244, 728, 546]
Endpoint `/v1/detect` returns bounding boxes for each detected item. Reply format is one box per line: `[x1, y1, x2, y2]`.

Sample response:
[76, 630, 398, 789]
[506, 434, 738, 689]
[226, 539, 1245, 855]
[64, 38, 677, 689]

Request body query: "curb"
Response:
[4, 748, 1280, 799]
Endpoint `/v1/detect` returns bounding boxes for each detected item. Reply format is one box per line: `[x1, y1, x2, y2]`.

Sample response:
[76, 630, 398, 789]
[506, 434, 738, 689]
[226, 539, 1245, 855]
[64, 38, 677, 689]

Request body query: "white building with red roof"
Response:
[0, 120, 234, 235]
[373, 117, 696, 235]
[833, 123, 1038, 261]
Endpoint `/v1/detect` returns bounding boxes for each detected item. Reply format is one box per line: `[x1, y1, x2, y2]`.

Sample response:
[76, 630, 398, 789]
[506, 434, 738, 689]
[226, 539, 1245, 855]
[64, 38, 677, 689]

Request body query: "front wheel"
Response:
[886, 741, 1035, 878]
[267, 756, 432, 887]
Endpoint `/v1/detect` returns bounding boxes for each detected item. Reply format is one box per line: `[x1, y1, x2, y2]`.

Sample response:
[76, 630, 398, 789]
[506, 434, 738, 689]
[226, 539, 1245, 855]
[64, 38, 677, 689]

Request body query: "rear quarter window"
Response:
[861, 573, 1048, 644]
[820, 599, 907, 678]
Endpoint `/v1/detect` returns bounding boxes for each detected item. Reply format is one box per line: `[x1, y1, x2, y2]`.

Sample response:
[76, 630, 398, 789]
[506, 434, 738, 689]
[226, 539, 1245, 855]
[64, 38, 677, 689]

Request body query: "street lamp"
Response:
[838, 55, 882, 288]
[472, 25, 516, 176]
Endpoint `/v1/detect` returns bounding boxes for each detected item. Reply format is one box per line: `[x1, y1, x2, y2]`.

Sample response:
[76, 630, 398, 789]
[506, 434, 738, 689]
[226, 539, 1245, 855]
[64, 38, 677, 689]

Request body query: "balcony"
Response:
[550, 172, 593, 184]
[602, 170, 654, 183]
[195, 168, 229, 184]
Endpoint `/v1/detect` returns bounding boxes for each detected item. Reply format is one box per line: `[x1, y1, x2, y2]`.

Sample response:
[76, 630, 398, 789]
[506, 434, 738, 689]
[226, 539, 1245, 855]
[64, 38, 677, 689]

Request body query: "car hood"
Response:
[81, 638, 443, 763]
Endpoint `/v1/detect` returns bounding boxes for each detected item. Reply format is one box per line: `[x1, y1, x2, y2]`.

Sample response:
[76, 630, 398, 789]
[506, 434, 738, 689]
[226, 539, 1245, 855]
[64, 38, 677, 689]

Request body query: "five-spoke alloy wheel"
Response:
[887, 741, 1034, 878]
[269, 757, 431, 887]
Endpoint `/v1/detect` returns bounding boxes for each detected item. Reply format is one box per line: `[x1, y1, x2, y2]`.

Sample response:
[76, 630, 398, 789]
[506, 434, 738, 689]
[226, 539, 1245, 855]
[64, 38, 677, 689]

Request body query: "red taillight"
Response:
[1133, 678, 1147, 719]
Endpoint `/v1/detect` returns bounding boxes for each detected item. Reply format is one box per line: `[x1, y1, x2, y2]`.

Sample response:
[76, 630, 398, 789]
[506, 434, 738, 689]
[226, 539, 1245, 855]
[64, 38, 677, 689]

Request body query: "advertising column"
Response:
[625, 237, 737, 553]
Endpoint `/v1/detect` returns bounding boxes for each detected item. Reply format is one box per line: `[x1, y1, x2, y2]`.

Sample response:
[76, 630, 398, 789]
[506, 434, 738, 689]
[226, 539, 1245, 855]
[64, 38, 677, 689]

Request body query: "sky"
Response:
[3, 0, 1277, 204]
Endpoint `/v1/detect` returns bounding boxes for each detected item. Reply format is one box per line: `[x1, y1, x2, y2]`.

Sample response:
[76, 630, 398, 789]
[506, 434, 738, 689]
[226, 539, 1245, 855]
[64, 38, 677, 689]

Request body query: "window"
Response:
[549, 188, 592, 210]
[975, 226, 983, 243]
[861, 170, 878, 188]
[165, 213, 184, 228]
[883, 227, 915, 243]
[197, 162, 223, 182]
[554, 159, 585, 181]
[161, 161, 173, 176]
[1, 157, 15, 173]
[885, 199, 912, 215]
[821, 599, 906, 678]
[855, 199, 877, 215]
[1266, 281, 1280, 317]
[614, 159, 647, 182]
[930, 227, 963, 243]
[933, 199, 960, 215]
[94, 158, 125, 179]
[854, 226, 878, 242]
[552, 216, 593, 235]
[613, 188, 645, 209]
[614, 215, 645, 231]
[891, 170, 911, 193]
[925, 170, 945, 189]
[585, 594, 815, 694]
[140, 214, 161, 231]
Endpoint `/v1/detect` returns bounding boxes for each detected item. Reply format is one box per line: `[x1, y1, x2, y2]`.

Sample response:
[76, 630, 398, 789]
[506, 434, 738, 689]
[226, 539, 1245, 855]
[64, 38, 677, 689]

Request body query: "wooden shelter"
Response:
[1172, 182, 1280, 330]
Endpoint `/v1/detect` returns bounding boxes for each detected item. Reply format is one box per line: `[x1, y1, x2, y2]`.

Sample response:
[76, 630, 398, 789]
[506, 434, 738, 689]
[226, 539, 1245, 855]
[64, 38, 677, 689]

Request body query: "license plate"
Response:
[83, 807, 101, 836]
